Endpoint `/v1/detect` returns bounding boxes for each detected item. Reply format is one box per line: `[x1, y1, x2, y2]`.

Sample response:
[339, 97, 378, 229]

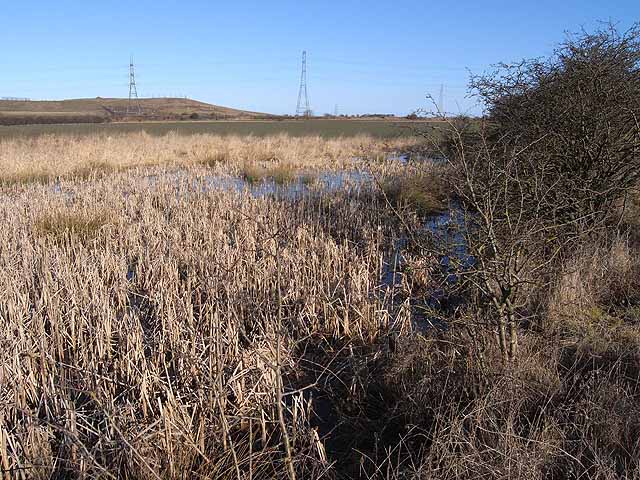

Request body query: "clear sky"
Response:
[0, 1, 637, 116]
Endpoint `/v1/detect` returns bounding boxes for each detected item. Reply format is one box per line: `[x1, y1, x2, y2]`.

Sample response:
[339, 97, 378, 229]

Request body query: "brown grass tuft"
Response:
[35, 209, 111, 243]
[200, 149, 231, 167]
[381, 169, 448, 216]
[240, 162, 299, 185]
[0, 132, 421, 186]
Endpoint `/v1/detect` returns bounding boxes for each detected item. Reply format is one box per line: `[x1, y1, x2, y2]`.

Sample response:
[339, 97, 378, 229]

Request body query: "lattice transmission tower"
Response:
[295, 51, 311, 117]
[127, 56, 143, 115]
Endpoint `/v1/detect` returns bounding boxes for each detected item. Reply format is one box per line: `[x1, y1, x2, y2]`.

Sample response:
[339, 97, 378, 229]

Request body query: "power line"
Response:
[295, 51, 311, 117]
[127, 56, 142, 115]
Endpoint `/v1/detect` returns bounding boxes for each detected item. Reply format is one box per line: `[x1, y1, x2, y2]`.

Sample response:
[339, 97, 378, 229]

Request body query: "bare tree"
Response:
[426, 23, 640, 362]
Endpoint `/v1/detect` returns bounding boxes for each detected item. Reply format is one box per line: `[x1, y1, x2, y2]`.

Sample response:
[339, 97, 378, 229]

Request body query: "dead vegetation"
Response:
[1, 24, 640, 479]
[34, 209, 112, 244]
[0, 126, 639, 479]
[0, 160, 417, 479]
[240, 162, 299, 185]
[0, 132, 421, 186]
[380, 166, 448, 216]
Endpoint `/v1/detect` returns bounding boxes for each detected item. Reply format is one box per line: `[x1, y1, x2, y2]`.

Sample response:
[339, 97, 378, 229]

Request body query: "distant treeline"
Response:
[111, 112, 279, 122]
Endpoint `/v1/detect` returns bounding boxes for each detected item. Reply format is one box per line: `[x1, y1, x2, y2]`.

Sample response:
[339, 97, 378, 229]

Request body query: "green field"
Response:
[0, 119, 431, 139]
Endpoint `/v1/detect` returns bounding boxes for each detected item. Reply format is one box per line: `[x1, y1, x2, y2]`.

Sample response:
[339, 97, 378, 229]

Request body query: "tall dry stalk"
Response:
[0, 142, 417, 478]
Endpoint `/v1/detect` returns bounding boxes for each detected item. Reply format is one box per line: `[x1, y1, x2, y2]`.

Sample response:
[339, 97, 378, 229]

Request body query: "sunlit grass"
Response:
[381, 171, 447, 216]
[200, 150, 231, 167]
[35, 210, 111, 243]
[240, 162, 299, 185]
[0, 132, 422, 186]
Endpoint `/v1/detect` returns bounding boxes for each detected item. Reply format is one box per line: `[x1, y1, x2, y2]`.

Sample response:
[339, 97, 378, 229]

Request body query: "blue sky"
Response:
[0, 1, 637, 116]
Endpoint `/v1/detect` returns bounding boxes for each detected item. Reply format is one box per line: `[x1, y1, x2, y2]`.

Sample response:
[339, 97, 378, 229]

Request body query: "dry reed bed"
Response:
[1, 133, 638, 478]
[0, 168, 419, 478]
[0, 132, 422, 185]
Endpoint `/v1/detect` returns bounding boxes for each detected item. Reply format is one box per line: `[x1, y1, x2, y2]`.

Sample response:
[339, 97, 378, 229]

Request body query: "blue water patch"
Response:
[200, 170, 371, 199]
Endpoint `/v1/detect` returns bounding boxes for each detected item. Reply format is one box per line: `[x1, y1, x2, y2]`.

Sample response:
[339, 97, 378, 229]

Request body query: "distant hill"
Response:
[0, 97, 274, 125]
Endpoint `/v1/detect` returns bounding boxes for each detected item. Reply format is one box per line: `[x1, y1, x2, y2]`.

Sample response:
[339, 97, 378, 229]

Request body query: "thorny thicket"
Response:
[421, 23, 640, 362]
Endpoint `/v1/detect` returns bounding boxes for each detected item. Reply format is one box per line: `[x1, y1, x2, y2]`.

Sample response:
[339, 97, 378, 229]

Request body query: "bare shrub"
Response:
[427, 23, 640, 361]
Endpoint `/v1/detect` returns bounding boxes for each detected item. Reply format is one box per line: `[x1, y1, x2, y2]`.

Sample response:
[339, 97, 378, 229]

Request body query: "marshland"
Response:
[0, 120, 425, 140]
[0, 131, 446, 479]
[2, 23, 640, 480]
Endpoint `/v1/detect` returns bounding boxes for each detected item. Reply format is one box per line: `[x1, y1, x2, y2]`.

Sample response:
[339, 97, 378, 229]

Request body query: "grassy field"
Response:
[0, 119, 429, 139]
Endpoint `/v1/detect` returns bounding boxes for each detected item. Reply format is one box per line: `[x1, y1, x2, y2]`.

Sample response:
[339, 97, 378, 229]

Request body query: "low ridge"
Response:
[0, 97, 274, 125]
